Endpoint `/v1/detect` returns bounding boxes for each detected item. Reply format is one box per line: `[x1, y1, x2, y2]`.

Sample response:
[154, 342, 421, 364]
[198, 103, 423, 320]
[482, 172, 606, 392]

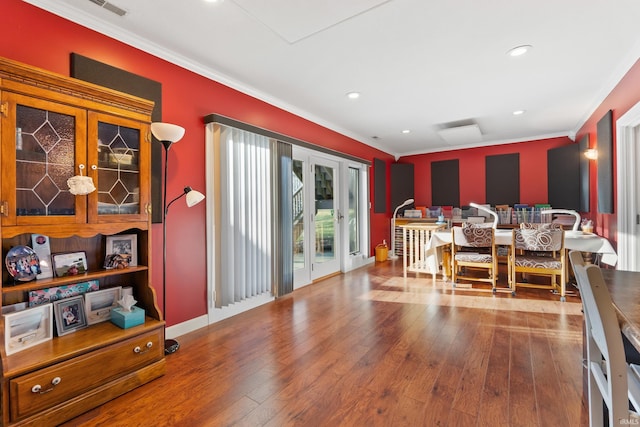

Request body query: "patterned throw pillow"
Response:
[459, 223, 492, 247]
[516, 229, 562, 251]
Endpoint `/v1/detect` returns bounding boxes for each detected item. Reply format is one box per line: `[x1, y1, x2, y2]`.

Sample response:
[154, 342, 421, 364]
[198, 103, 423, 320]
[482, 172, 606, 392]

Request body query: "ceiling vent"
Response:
[88, 0, 127, 17]
[437, 124, 483, 145]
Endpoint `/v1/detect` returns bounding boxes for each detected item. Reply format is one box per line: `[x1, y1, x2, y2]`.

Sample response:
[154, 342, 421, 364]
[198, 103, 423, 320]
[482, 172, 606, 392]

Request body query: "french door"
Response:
[292, 147, 342, 287]
[311, 156, 341, 279]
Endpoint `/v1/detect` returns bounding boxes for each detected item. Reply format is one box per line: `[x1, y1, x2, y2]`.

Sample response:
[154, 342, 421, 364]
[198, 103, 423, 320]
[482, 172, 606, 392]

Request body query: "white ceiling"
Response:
[26, 0, 640, 158]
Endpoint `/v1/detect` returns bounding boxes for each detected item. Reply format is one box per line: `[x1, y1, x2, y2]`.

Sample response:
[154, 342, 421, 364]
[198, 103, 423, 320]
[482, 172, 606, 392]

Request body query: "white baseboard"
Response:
[208, 293, 275, 323]
[165, 293, 275, 340]
[344, 255, 375, 272]
[165, 314, 208, 340]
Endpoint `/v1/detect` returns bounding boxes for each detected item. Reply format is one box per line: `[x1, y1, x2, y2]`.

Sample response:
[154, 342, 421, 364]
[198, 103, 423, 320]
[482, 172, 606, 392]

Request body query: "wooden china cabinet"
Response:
[0, 57, 165, 426]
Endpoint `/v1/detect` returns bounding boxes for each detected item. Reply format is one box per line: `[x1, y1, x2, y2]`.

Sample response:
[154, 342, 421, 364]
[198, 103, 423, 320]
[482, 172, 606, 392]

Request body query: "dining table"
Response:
[423, 228, 618, 279]
[603, 269, 640, 353]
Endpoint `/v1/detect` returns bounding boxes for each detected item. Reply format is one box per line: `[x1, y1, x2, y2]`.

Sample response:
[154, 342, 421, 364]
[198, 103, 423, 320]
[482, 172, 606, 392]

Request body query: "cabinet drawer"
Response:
[10, 328, 163, 421]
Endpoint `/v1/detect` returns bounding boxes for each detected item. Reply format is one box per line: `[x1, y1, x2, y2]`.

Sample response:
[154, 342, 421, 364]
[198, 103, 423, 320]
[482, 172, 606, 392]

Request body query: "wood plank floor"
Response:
[63, 261, 589, 426]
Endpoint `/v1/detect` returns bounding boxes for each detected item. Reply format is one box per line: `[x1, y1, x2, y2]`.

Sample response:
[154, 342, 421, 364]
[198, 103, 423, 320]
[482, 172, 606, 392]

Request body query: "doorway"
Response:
[292, 147, 342, 286]
[616, 101, 640, 271]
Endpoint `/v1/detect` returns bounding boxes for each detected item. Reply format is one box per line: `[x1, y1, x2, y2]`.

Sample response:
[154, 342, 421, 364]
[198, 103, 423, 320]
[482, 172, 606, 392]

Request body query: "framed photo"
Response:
[105, 234, 137, 267]
[52, 251, 88, 277]
[53, 296, 88, 336]
[4, 304, 53, 355]
[85, 287, 122, 325]
[31, 234, 53, 279]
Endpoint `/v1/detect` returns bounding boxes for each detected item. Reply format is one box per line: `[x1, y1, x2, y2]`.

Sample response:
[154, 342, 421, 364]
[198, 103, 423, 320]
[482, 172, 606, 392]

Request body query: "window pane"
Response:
[293, 160, 305, 270]
[349, 167, 360, 254]
[315, 165, 335, 263]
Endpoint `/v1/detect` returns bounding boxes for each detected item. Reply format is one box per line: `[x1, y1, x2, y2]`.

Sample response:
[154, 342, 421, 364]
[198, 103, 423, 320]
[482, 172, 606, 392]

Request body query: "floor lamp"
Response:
[389, 198, 414, 260]
[151, 122, 205, 355]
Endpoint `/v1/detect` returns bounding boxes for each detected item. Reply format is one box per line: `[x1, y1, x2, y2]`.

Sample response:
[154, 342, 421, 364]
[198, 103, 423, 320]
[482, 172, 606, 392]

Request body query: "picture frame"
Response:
[4, 304, 53, 355]
[31, 234, 53, 279]
[53, 296, 88, 336]
[84, 286, 122, 325]
[52, 251, 88, 277]
[105, 234, 137, 267]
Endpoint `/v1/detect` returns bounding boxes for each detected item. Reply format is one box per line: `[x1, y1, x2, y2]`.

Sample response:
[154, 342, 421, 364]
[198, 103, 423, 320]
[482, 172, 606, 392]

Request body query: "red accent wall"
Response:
[399, 136, 573, 207]
[4, 0, 640, 326]
[2, 0, 394, 326]
[575, 59, 640, 243]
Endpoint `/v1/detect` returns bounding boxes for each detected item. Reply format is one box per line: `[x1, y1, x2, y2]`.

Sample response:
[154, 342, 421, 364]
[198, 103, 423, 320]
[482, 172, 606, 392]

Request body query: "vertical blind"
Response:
[207, 121, 294, 308]
[218, 124, 272, 307]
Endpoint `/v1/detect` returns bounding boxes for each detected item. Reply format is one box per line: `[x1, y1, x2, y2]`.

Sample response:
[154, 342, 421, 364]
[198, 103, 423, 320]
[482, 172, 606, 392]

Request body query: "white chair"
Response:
[568, 251, 640, 426]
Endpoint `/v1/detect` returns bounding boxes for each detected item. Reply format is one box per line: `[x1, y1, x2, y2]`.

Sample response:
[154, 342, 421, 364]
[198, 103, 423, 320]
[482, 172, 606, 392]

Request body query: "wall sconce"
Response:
[585, 148, 598, 160]
[151, 122, 205, 355]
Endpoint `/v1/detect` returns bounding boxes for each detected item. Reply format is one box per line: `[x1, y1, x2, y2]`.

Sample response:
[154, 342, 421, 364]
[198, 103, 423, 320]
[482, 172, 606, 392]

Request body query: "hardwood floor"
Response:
[63, 261, 588, 426]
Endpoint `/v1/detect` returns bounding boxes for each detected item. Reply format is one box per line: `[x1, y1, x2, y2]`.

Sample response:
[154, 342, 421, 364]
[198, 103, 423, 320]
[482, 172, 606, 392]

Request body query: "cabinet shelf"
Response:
[2, 266, 149, 295]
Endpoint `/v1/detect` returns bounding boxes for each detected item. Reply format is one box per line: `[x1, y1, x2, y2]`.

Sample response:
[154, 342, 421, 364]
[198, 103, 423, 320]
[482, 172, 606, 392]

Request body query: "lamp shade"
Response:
[151, 122, 185, 143]
[186, 188, 205, 207]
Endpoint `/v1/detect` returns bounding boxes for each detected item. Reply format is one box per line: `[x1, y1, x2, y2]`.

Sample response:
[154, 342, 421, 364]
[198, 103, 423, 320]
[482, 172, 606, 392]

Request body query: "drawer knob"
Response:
[31, 377, 61, 394]
[133, 341, 153, 354]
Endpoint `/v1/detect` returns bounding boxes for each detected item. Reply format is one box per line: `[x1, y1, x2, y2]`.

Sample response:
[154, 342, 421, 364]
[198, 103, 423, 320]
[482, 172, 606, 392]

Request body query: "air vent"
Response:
[88, 0, 127, 16]
[437, 124, 482, 145]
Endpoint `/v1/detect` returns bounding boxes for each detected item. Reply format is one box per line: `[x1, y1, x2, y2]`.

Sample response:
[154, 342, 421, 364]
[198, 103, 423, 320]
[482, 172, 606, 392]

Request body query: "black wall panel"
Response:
[486, 154, 519, 206]
[597, 110, 614, 214]
[547, 144, 580, 210]
[390, 163, 414, 213]
[431, 160, 460, 207]
[71, 53, 163, 223]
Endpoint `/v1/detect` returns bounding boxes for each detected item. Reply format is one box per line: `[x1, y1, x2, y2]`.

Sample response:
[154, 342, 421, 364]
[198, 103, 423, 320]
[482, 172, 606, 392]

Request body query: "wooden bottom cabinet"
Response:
[8, 324, 164, 425]
[2, 319, 165, 426]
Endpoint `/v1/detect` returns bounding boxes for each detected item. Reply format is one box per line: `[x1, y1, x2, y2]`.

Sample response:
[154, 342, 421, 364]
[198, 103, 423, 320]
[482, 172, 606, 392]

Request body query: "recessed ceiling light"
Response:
[204, 0, 224, 3]
[402, 130, 411, 134]
[507, 45, 532, 57]
[513, 110, 525, 115]
[346, 91, 360, 99]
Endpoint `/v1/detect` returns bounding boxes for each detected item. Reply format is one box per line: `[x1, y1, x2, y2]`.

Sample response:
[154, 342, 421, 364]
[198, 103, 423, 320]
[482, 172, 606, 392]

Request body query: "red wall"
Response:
[400, 136, 573, 208]
[2, 0, 394, 326]
[399, 58, 640, 252]
[574, 59, 640, 242]
[4, 0, 640, 326]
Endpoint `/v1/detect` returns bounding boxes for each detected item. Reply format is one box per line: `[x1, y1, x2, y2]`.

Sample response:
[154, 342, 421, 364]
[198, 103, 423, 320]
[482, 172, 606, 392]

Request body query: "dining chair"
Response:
[451, 224, 498, 293]
[568, 251, 640, 426]
[509, 226, 566, 301]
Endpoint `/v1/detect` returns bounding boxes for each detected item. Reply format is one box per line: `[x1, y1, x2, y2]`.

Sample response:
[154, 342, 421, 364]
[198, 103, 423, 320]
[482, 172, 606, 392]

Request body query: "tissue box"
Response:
[111, 306, 145, 329]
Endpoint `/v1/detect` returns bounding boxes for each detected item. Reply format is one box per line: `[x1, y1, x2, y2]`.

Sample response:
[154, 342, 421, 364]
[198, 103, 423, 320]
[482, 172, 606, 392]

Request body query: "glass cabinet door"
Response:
[87, 112, 150, 223]
[1, 93, 87, 226]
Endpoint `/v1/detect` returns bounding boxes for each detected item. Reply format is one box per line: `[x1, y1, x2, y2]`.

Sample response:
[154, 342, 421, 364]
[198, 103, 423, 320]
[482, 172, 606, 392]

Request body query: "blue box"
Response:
[111, 306, 145, 329]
